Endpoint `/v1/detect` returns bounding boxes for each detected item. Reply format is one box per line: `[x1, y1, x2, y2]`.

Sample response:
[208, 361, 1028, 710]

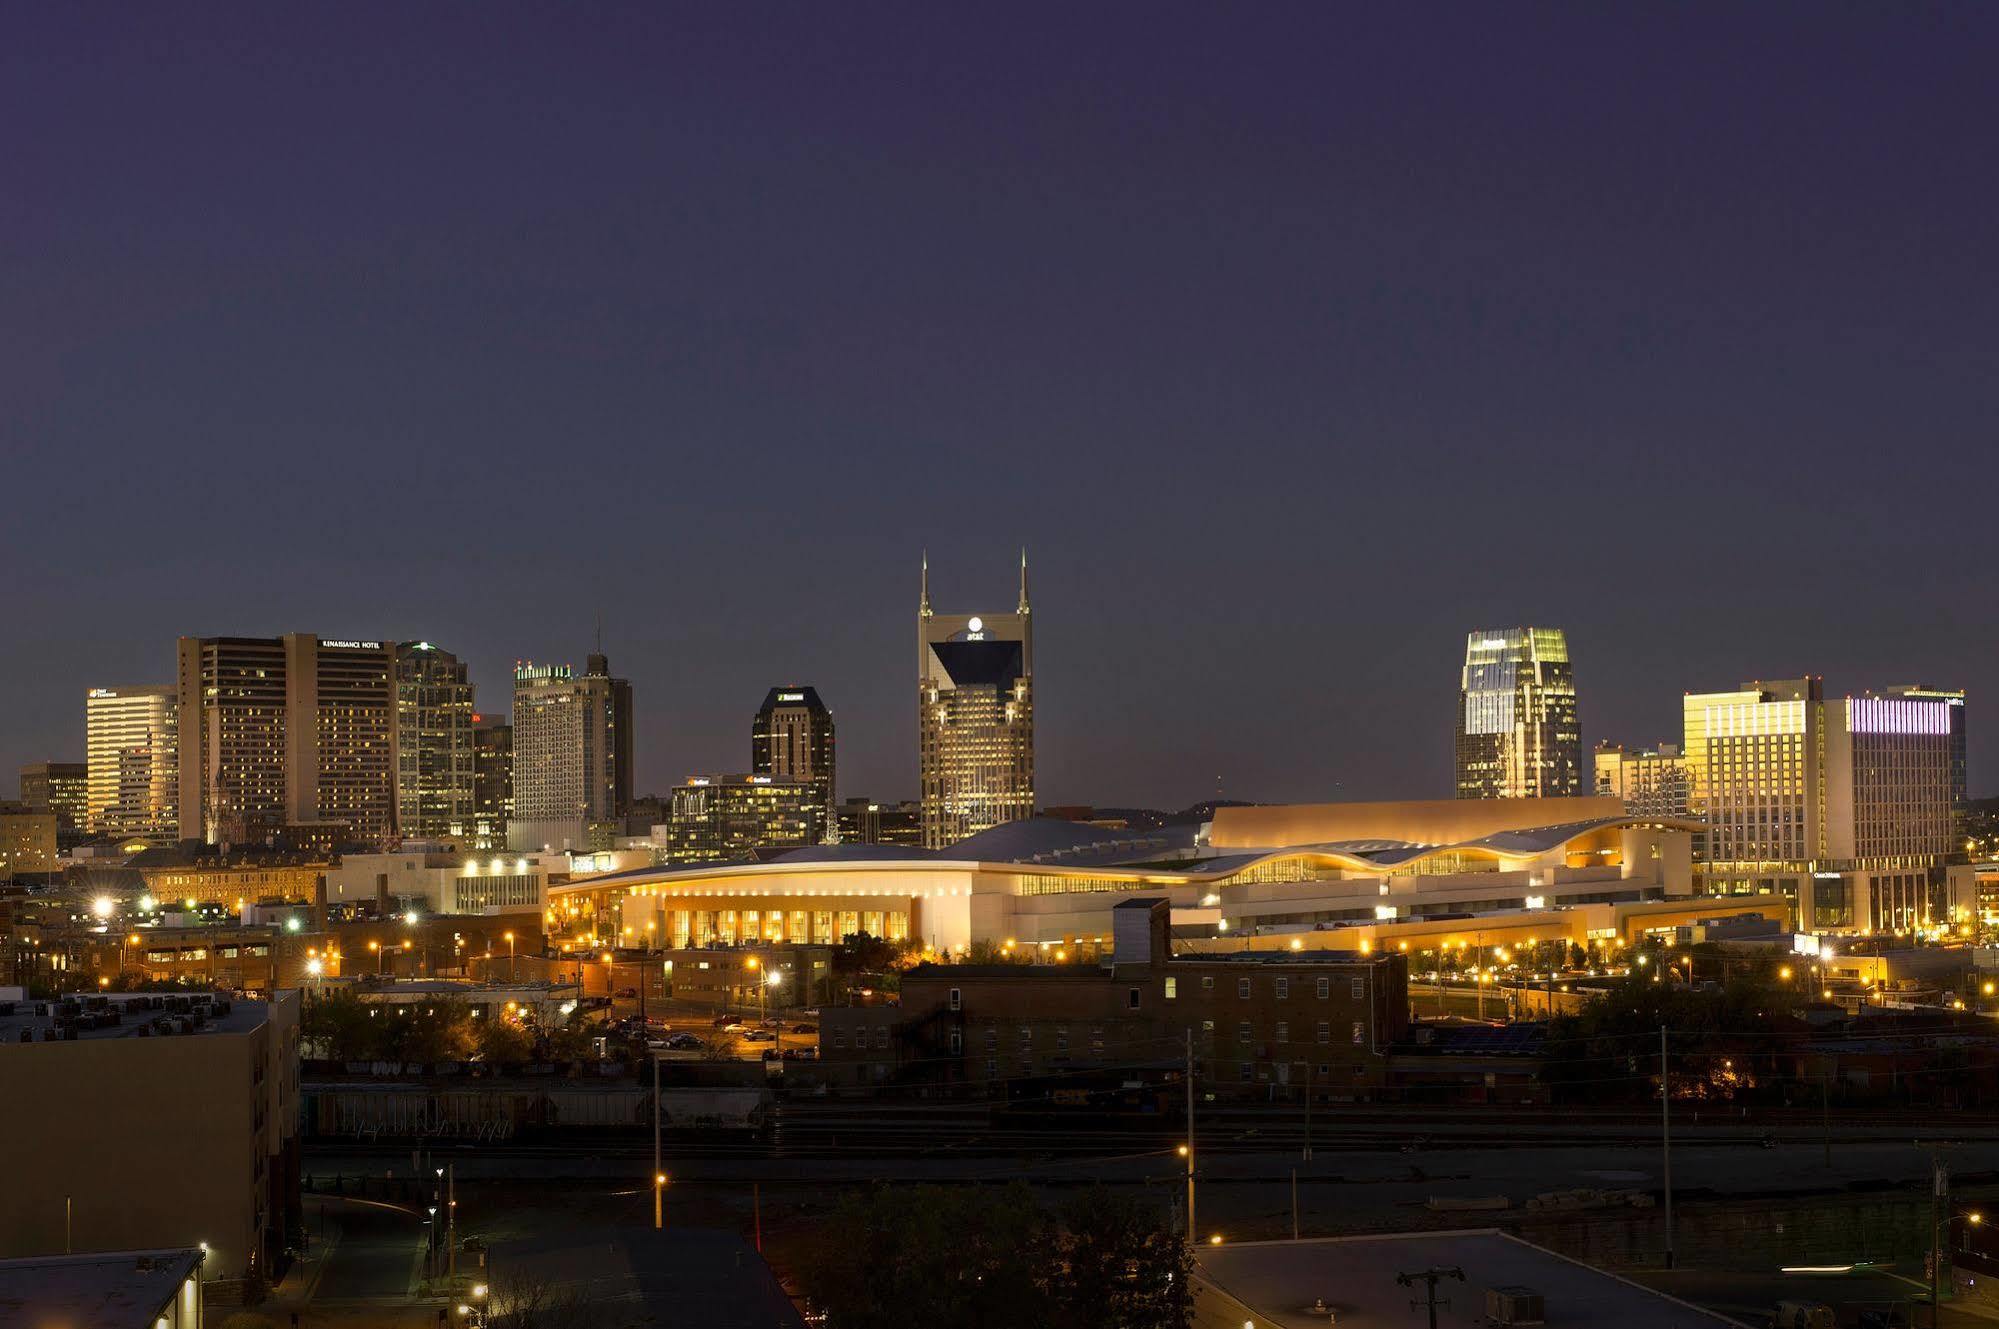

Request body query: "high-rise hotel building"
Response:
[1454, 628, 1581, 800]
[84, 686, 179, 843]
[175, 635, 397, 847]
[508, 652, 633, 852]
[751, 686, 835, 840]
[1682, 677, 1970, 933]
[394, 642, 476, 840]
[918, 553, 1035, 850]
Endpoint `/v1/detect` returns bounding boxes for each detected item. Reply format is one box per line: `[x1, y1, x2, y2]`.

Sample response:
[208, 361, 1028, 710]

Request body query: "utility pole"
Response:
[1661, 1025, 1674, 1269]
[447, 1164, 456, 1277]
[1184, 1027, 1197, 1248]
[1303, 1062, 1313, 1162]
[1822, 1054, 1834, 1169]
[1291, 1167, 1299, 1240]
[1396, 1266, 1464, 1329]
[1929, 1146, 1950, 1329]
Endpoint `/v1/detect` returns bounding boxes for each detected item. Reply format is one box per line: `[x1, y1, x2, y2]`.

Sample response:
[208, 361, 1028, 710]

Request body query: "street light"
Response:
[369, 940, 383, 976]
[504, 931, 516, 981]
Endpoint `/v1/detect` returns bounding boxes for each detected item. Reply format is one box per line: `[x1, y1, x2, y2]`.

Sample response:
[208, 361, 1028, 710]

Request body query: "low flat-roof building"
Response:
[0, 991, 300, 1291]
[840, 898, 1410, 1101]
[1191, 1230, 1747, 1327]
[0, 1248, 205, 1328]
[324, 849, 556, 916]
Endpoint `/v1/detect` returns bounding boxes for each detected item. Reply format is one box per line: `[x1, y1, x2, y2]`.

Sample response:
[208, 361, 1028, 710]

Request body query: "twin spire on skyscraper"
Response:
[919, 549, 1029, 615]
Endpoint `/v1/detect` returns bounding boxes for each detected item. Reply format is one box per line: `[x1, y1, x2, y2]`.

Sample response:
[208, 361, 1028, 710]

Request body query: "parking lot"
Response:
[621, 1007, 820, 1063]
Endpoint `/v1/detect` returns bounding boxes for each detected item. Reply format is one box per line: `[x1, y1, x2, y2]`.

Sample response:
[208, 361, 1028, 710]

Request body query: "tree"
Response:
[966, 939, 1028, 966]
[1052, 1190, 1191, 1329]
[540, 1010, 598, 1064]
[795, 1184, 1189, 1329]
[797, 1184, 1055, 1329]
[477, 1017, 534, 1064]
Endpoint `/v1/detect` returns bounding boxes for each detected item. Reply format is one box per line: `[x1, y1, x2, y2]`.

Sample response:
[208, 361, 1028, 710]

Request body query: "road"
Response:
[309, 1199, 422, 1302]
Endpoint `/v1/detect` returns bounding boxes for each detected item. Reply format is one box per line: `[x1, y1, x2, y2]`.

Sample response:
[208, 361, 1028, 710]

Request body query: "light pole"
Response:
[1931, 1209, 1982, 1327]
[504, 931, 516, 982]
[369, 940, 383, 977]
[1184, 1027, 1197, 1249]
[763, 969, 784, 1024]
[653, 1050, 664, 1229]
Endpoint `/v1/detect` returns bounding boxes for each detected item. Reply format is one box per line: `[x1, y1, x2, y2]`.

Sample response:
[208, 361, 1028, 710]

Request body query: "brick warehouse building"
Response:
[836, 898, 1409, 1100]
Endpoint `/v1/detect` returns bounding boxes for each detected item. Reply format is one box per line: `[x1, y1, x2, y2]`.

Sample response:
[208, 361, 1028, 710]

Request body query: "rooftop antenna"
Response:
[920, 550, 932, 617]
[1017, 547, 1030, 614]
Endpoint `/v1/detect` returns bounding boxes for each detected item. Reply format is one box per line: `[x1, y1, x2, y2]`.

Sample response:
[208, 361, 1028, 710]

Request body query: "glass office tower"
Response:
[1454, 627, 1581, 800]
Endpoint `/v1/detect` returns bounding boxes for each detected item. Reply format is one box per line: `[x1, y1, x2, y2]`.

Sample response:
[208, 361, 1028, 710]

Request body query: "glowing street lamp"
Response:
[504, 930, 517, 981]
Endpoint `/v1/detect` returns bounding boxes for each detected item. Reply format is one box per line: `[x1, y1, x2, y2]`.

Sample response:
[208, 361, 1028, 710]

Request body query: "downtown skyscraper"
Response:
[84, 685, 178, 843]
[394, 642, 476, 841]
[751, 686, 835, 840]
[508, 651, 633, 852]
[175, 635, 398, 847]
[918, 553, 1034, 849]
[1454, 627, 1581, 800]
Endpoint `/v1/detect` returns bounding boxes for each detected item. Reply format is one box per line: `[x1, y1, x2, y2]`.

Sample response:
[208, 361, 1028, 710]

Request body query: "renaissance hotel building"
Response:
[546, 795, 1852, 961]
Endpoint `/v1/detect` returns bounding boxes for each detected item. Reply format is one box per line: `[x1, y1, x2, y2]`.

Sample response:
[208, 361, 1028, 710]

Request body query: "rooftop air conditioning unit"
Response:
[1485, 1286, 1545, 1325]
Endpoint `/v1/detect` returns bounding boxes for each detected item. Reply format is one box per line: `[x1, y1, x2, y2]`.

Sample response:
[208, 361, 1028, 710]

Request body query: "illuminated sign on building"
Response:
[777, 692, 805, 702]
[319, 640, 383, 650]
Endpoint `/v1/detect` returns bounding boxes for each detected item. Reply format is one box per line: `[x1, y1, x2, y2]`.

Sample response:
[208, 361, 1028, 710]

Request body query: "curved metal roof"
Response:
[553, 814, 1700, 896]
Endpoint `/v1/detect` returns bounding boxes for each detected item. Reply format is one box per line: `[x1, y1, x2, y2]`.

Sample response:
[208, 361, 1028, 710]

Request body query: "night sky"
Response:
[6, 6, 1998, 808]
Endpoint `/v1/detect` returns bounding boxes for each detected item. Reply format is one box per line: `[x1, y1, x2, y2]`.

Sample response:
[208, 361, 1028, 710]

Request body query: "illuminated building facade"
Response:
[663, 774, 826, 863]
[918, 553, 1035, 849]
[1454, 628, 1581, 800]
[1683, 677, 1968, 932]
[175, 636, 397, 848]
[85, 686, 178, 843]
[1593, 742, 1689, 818]
[472, 716, 513, 848]
[508, 653, 632, 852]
[751, 686, 835, 838]
[1883, 684, 1967, 851]
[393, 642, 475, 841]
[550, 799, 1742, 962]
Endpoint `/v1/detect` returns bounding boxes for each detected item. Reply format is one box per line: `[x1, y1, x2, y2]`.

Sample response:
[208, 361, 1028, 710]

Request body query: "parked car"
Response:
[790, 1023, 816, 1034]
[723, 1022, 748, 1033]
[711, 1015, 734, 1028]
[743, 1029, 776, 1043]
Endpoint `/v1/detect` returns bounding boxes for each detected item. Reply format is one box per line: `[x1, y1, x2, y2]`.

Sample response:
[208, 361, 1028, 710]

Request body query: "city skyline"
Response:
[13, 604, 1987, 820]
[5, 7, 1997, 807]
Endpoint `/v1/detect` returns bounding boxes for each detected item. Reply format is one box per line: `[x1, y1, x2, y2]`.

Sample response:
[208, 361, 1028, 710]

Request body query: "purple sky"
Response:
[5, 5, 1997, 807]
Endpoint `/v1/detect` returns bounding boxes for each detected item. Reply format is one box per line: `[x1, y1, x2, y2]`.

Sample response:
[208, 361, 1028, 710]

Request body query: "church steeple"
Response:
[919, 549, 932, 617]
[1017, 547, 1030, 615]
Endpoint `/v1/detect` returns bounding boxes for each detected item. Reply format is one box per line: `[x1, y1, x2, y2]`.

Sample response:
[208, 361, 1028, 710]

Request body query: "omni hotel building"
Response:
[548, 796, 1820, 961]
[1683, 677, 1972, 935]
